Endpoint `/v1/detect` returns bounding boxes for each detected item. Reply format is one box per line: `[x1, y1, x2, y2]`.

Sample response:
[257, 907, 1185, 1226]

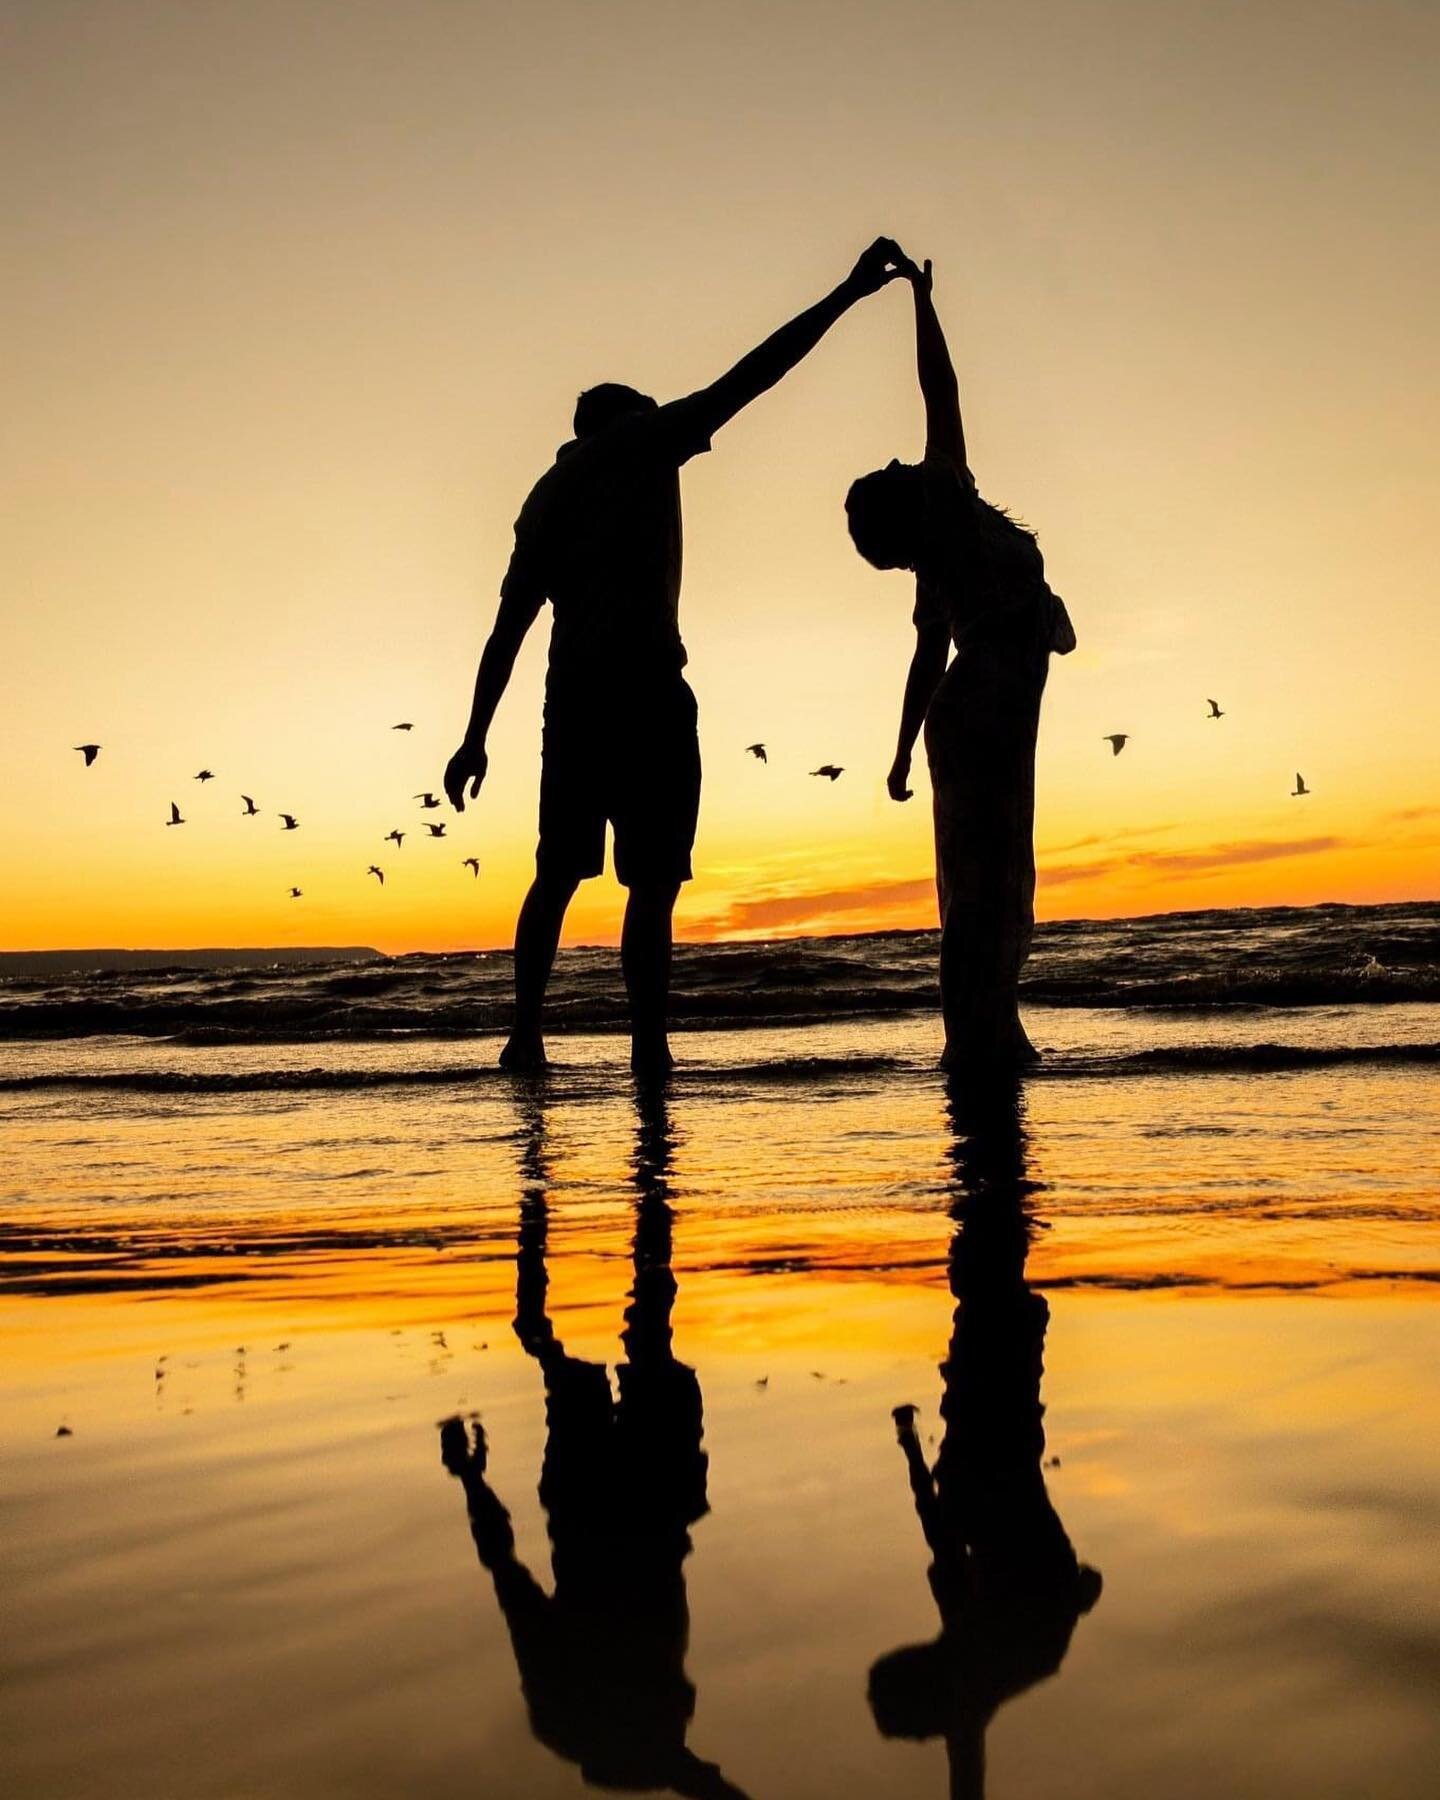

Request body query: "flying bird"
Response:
[194, 769, 214, 782]
[745, 743, 767, 763]
[1103, 734, 1129, 756]
[1292, 772, 1310, 797]
[288, 887, 303, 899]
[1206, 698, 1225, 719]
[74, 744, 101, 766]
[415, 792, 441, 809]
[810, 765, 844, 781]
[367, 865, 385, 885]
[425, 822, 447, 837]
[166, 801, 184, 826]
[392, 722, 414, 732]
[279, 814, 299, 830]
[241, 795, 259, 816]
[385, 829, 405, 847]
[462, 857, 480, 877]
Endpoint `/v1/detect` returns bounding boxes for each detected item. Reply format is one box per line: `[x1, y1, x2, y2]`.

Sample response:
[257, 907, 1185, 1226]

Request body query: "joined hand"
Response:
[848, 237, 911, 296]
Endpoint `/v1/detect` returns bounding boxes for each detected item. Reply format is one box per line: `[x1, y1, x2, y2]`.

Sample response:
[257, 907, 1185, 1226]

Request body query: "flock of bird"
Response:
[1097, 699, 1309, 797]
[70, 696, 1313, 905]
[71, 722, 482, 901]
[746, 743, 845, 781]
[753, 698, 1313, 797]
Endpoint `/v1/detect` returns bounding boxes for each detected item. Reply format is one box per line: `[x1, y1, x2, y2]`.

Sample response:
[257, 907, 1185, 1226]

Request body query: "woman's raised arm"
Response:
[908, 259, 968, 472]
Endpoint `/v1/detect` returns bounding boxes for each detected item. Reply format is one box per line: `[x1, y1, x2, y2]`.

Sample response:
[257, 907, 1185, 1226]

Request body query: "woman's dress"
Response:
[915, 456, 1075, 1066]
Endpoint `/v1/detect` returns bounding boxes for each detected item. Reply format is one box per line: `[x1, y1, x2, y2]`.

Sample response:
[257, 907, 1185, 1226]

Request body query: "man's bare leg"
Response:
[621, 879, 682, 1078]
[501, 870, 580, 1070]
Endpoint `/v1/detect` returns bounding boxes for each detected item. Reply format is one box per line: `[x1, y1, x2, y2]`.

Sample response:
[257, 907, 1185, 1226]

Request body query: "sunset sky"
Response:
[4, 0, 1436, 953]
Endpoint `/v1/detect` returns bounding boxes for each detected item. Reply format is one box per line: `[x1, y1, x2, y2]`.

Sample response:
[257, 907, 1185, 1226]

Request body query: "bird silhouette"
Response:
[425, 821, 447, 837]
[194, 769, 214, 782]
[1102, 734, 1129, 756]
[288, 887, 302, 899]
[392, 722, 414, 732]
[241, 795, 259, 816]
[368, 865, 385, 885]
[1206, 699, 1224, 719]
[462, 856, 480, 877]
[811, 765, 844, 781]
[73, 744, 101, 766]
[385, 829, 405, 848]
[746, 743, 768, 763]
[166, 801, 184, 827]
[415, 792, 441, 809]
[1292, 772, 1310, 797]
[279, 813, 299, 830]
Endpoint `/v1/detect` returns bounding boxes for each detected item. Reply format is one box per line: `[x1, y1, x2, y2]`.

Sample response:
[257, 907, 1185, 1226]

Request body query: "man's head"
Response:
[845, 460, 925, 571]
[573, 382, 658, 439]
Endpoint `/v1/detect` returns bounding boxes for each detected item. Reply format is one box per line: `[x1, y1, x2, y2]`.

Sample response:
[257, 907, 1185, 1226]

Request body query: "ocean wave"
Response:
[2, 901, 1437, 1041]
[3, 1041, 1437, 1096]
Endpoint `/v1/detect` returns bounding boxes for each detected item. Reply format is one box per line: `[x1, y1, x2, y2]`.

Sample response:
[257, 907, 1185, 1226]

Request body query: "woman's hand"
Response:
[887, 753, 914, 803]
[893, 252, 932, 294]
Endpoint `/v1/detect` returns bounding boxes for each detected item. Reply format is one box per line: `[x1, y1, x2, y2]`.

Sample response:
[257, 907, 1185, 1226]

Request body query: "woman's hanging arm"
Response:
[889, 615, 950, 801]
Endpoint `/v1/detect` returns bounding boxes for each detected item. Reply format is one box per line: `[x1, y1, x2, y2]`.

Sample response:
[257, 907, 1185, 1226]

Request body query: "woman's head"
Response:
[845, 460, 925, 570]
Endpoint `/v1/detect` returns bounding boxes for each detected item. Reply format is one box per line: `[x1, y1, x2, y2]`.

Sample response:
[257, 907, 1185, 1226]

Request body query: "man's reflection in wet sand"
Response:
[869, 1078, 1102, 1800]
[441, 1087, 747, 1800]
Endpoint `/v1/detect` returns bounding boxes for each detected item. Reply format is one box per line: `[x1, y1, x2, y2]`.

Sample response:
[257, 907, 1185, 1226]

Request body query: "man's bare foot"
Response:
[630, 1034, 674, 1080]
[499, 1032, 549, 1072]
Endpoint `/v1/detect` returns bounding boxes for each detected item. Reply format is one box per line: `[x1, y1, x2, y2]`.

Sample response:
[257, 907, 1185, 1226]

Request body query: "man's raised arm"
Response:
[669, 238, 908, 441]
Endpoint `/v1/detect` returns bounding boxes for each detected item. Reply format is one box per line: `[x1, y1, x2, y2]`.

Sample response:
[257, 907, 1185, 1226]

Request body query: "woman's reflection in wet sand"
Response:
[869, 1078, 1103, 1800]
[440, 1086, 748, 1800]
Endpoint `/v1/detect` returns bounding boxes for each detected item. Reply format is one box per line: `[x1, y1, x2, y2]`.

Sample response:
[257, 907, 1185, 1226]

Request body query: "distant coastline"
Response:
[1, 899, 1438, 983]
[0, 947, 382, 977]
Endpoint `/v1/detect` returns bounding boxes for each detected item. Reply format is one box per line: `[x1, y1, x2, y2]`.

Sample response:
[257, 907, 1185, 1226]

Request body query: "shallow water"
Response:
[3, 1013, 1439, 1798]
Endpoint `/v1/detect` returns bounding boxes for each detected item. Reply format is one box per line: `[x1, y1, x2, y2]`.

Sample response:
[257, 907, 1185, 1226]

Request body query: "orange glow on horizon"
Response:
[2, 2, 1437, 956]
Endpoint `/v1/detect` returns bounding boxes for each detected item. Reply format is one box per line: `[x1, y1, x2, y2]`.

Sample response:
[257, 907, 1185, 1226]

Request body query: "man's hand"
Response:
[847, 237, 909, 297]
[887, 753, 914, 803]
[444, 741, 488, 813]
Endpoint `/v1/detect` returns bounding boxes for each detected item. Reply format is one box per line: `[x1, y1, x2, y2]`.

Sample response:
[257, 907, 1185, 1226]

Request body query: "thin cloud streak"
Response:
[691, 835, 1360, 939]
[1131, 836, 1347, 876]
[689, 875, 935, 936]
[1038, 824, 1179, 858]
[1043, 835, 1350, 887]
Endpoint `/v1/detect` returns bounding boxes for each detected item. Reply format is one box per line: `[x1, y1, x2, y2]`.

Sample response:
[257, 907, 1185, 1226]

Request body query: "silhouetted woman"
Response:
[846, 259, 1076, 1070]
[868, 1080, 1100, 1798]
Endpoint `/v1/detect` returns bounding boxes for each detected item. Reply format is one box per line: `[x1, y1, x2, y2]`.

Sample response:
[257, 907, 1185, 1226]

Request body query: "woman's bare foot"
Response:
[939, 1031, 1041, 1073]
[499, 1031, 549, 1072]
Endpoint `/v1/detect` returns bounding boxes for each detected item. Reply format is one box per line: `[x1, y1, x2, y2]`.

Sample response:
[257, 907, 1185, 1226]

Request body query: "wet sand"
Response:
[3, 1020, 1438, 1798]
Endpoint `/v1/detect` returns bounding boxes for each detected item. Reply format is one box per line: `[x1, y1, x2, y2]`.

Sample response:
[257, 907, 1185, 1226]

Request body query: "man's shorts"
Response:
[537, 673, 700, 888]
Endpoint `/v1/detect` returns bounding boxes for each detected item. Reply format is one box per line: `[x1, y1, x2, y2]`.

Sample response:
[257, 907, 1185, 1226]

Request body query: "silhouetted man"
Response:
[440, 1091, 748, 1798]
[444, 240, 907, 1074]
